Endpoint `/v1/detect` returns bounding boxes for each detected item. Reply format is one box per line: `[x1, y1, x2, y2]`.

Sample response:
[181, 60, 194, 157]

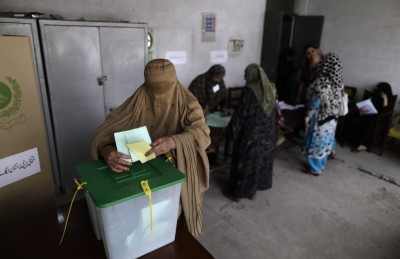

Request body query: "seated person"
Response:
[188, 64, 228, 115]
[342, 82, 394, 152]
[189, 64, 229, 163]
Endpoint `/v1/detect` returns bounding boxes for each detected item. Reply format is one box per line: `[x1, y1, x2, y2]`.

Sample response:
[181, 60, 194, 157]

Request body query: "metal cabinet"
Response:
[39, 20, 147, 192]
[1, 18, 148, 192]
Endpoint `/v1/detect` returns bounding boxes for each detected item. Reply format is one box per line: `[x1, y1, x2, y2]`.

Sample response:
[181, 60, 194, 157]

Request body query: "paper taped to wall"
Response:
[0, 147, 41, 188]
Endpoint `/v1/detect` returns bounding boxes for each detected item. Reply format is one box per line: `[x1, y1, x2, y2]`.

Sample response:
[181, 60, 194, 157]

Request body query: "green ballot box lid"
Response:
[77, 156, 186, 208]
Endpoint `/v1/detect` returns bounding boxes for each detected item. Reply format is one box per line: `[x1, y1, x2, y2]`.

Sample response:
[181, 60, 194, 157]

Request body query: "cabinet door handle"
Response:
[97, 75, 108, 86]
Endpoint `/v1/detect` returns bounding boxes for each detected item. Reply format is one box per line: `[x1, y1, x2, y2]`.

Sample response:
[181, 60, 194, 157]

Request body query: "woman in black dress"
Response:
[343, 82, 394, 152]
[223, 64, 277, 202]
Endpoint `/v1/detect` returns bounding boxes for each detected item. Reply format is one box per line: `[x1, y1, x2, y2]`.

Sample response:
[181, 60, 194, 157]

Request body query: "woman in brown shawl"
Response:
[91, 59, 211, 237]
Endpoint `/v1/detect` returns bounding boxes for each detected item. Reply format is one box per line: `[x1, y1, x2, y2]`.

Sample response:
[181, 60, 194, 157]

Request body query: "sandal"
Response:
[301, 167, 309, 175]
[309, 170, 321, 176]
[301, 166, 321, 176]
[248, 193, 256, 200]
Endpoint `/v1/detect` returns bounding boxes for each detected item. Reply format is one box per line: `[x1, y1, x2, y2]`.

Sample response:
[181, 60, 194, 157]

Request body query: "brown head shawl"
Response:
[91, 59, 211, 236]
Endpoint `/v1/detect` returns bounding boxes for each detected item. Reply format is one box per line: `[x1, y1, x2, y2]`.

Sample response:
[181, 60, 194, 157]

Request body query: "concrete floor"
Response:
[55, 139, 400, 258]
[197, 141, 400, 259]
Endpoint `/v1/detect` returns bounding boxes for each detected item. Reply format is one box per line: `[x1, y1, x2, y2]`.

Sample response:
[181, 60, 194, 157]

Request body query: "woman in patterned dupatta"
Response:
[223, 63, 277, 202]
[303, 53, 344, 176]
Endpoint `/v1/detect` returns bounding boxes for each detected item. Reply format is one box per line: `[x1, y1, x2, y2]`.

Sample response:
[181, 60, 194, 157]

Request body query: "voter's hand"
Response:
[101, 145, 131, 173]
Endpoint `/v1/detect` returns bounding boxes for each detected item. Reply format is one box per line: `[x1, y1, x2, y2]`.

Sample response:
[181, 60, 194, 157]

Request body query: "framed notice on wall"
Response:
[202, 12, 216, 42]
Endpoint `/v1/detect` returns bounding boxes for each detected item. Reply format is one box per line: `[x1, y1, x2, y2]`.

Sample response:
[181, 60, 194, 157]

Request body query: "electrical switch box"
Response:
[228, 38, 244, 54]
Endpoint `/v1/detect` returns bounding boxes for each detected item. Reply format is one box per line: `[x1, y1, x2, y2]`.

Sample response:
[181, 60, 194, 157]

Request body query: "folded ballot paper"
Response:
[356, 98, 378, 115]
[114, 126, 156, 163]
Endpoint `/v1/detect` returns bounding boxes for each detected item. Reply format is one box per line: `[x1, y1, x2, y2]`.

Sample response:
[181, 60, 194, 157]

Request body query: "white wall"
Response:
[5, 0, 398, 104]
[0, 0, 267, 88]
[297, 0, 400, 103]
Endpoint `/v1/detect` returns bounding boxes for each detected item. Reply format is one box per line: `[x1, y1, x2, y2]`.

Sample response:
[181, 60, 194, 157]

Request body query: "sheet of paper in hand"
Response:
[126, 141, 156, 163]
[356, 98, 378, 115]
[114, 126, 154, 162]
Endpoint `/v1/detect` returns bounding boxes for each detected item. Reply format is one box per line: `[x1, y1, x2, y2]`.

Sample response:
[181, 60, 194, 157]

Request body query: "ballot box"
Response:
[77, 156, 186, 259]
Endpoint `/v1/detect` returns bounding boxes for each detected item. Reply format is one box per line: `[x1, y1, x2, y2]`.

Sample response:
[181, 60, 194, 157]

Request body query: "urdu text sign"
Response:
[0, 147, 41, 188]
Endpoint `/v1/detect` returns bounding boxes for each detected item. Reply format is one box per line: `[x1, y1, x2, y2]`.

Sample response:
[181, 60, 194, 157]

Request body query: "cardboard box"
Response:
[0, 36, 55, 223]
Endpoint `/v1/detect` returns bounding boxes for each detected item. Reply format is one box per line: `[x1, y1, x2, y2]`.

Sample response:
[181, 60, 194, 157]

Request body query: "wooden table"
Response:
[281, 107, 306, 133]
[279, 107, 306, 145]
[0, 199, 214, 259]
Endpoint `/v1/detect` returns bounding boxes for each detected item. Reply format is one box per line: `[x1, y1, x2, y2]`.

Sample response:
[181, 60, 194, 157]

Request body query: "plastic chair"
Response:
[344, 86, 357, 101]
[389, 124, 400, 139]
[226, 86, 245, 112]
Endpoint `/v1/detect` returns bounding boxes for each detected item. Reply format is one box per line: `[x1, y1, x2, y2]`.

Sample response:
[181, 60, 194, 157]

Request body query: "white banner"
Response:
[210, 50, 228, 63]
[165, 51, 187, 65]
[0, 147, 41, 188]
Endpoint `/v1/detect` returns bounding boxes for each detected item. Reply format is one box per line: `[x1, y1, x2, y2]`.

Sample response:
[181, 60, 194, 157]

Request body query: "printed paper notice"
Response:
[0, 147, 41, 188]
[165, 51, 187, 65]
[210, 50, 228, 63]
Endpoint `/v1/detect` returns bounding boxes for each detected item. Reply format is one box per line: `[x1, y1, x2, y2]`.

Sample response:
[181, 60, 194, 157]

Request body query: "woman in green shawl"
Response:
[223, 64, 277, 202]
